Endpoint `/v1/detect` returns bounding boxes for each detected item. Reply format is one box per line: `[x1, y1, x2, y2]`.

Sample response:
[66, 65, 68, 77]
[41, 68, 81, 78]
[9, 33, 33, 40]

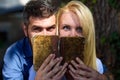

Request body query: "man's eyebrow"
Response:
[47, 24, 56, 28]
[46, 24, 56, 30]
[32, 25, 42, 28]
[31, 25, 43, 30]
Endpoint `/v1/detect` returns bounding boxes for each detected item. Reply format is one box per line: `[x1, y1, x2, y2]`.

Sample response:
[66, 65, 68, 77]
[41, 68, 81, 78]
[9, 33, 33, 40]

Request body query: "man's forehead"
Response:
[29, 15, 55, 22]
[29, 15, 56, 27]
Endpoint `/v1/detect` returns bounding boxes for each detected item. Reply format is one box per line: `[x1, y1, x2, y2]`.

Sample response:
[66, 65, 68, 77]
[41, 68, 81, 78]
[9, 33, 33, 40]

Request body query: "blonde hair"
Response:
[57, 0, 97, 70]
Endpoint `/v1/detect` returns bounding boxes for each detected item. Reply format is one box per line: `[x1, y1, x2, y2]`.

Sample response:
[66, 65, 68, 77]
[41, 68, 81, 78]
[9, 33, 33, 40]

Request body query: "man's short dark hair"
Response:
[23, 0, 61, 26]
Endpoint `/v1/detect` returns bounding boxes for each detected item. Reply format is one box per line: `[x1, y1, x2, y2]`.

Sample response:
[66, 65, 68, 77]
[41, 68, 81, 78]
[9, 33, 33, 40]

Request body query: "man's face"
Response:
[24, 15, 56, 40]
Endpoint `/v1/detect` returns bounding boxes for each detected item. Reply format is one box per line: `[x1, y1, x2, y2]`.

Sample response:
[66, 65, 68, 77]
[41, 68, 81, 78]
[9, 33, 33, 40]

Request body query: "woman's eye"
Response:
[62, 25, 71, 31]
[76, 27, 82, 33]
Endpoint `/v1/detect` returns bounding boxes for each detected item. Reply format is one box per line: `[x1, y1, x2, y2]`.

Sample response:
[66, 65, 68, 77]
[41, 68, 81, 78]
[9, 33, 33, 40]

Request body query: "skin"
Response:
[23, 15, 68, 80]
[23, 15, 56, 38]
[59, 11, 106, 80]
[59, 11, 83, 37]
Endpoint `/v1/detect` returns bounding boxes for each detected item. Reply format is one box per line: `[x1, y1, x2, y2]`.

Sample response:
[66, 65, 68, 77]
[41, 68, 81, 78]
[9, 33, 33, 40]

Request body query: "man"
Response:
[2, 0, 67, 80]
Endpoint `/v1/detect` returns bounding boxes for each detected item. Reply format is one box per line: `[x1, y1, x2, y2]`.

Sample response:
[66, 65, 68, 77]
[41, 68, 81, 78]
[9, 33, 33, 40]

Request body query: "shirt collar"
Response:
[23, 37, 32, 58]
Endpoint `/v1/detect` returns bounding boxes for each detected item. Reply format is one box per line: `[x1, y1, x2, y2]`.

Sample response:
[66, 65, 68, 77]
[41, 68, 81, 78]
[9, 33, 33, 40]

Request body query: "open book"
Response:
[32, 35, 85, 71]
[32, 35, 59, 71]
[60, 37, 85, 63]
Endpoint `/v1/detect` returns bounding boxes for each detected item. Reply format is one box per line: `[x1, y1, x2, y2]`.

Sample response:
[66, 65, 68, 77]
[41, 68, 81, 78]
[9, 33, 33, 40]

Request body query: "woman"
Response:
[57, 0, 105, 80]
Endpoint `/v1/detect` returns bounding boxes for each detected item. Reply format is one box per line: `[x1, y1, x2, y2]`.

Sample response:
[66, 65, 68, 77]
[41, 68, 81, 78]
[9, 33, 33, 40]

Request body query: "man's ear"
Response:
[22, 23, 28, 37]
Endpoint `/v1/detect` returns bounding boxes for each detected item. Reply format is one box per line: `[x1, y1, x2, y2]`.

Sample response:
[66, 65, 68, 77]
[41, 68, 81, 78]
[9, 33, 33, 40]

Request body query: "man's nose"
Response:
[42, 29, 47, 35]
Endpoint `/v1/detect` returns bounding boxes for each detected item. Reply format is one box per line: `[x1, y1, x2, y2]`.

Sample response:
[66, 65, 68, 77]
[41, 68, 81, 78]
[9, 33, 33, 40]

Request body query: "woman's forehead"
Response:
[60, 11, 81, 26]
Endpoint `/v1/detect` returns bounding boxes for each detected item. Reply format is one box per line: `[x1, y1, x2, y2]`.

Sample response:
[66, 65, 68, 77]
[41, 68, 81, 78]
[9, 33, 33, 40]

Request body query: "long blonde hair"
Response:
[57, 0, 97, 70]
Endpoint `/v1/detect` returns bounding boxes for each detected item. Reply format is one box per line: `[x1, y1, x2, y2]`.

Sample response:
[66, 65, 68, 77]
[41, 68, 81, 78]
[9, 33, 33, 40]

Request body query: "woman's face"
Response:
[59, 11, 83, 37]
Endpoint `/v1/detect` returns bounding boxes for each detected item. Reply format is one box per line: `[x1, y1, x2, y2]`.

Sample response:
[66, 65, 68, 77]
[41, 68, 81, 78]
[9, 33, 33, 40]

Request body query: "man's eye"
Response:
[76, 27, 82, 33]
[47, 26, 55, 32]
[62, 25, 71, 31]
[32, 27, 42, 32]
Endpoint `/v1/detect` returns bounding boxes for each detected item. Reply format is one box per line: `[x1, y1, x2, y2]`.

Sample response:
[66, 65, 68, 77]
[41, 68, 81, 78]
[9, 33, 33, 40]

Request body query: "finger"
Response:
[78, 64, 92, 72]
[53, 68, 67, 79]
[69, 70, 88, 80]
[39, 54, 55, 70]
[90, 69, 100, 78]
[44, 57, 60, 72]
[70, 59, 92, 79]
[69, 70, 76, 78]
[68, 64, 76, 74]
[61, 62, 68, 71]
[47, 66, 62, 78]
[48, 57, 63, 76]
[53, 63, 68, 78]
[76, 57, 84, 65]
[55, 57, 63, 67]
[77, 69, 91, 78]
[71, 60, 79, 69]
[69, 70, 80, 80]
[76, 64, 95, 78]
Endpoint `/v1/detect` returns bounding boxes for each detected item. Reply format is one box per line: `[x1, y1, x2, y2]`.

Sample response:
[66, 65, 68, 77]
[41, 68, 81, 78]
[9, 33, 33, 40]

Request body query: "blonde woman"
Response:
[57, 0, 108, 80]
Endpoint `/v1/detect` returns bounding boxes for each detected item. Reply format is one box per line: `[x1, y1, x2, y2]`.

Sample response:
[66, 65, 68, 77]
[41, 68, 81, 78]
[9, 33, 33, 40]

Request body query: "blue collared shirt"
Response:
[2, 37, 33, 80]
